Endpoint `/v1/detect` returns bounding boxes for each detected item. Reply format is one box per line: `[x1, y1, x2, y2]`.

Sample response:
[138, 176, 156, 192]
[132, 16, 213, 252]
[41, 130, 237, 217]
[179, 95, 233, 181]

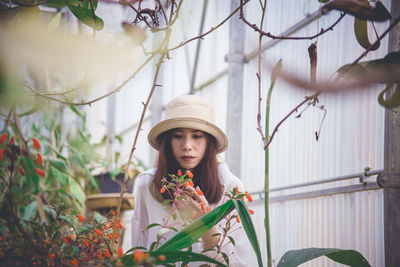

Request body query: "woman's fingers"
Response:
[186, 185, 208, 204]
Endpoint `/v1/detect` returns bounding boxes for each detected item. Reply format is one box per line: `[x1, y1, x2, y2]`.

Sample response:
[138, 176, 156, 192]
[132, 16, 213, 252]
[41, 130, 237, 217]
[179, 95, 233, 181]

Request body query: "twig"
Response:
[123, 0, 154, 29]
[264, 92, 320, 149]
[110, 0, 182, 252]
[168, 0, 250, 52]
[23, 52, 157, 106]
[156, 0, 169, 25]
[88, 0, 97, 38]
[239, 0, 346, 40]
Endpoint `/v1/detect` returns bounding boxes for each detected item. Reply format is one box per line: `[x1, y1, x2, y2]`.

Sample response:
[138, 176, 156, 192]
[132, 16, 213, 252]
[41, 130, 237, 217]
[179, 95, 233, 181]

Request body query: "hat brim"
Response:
[148, 118, 228, 153]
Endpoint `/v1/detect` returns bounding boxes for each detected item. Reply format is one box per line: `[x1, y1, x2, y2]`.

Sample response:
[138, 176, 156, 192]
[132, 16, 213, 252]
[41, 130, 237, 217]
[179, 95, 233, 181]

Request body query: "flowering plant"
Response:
[121, 171, 261, 267]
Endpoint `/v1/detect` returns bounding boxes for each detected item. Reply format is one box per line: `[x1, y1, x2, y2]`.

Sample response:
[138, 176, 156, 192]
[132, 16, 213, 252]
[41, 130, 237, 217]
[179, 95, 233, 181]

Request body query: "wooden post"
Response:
[382, 1, 400, 266]
[226, 0, 245, 178]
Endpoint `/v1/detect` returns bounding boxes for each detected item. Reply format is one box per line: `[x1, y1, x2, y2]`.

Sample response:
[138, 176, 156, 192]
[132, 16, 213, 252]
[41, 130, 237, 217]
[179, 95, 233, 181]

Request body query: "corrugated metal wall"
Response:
[88, 0, 391, 264]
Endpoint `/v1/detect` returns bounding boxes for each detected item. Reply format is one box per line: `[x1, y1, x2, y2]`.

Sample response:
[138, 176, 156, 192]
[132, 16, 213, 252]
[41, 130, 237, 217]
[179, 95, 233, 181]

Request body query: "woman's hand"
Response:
[175, 186, 209, 221]
[175, 186, 220, 249]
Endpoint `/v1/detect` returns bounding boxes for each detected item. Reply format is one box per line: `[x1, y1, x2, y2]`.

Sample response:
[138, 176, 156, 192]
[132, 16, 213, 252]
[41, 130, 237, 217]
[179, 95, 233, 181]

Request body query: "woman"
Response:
[131, 95, 252, 266]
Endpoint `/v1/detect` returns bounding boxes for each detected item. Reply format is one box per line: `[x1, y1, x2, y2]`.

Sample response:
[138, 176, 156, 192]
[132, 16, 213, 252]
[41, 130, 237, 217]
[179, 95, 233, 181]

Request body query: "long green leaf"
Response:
[378, 83, 400, 109]
[122, 251, 227, 267]
[277, 248, 371, 267]
[354, 17, 380, 50]
[67, 4, 104, 31]
[233, 200, 263, 267]
[155, 200, 235, 251]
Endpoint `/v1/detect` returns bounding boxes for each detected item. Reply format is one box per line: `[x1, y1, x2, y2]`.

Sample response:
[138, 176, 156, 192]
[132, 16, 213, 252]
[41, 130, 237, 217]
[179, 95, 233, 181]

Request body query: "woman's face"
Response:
[170, 128, 208, 169]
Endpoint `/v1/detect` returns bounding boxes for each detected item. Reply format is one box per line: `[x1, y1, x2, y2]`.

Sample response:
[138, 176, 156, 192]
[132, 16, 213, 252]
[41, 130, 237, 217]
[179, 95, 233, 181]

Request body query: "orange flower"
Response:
[118, 247, 124, 257]
[70, 258, 78, 267]
[236, 216, 240, 223]
[185, 180, 194, 187]
[186, 170, 193, 178]
[235, 186, 240, 194]
[19, 167, 25, 176]
[71, 234, 76, 240]
[48, 253, 55, 260]
[207, 207, 211, 212]
[160, 185, 166, 193]
[177, 169, 182, 176]
[83, 240, 90, 247]
[249, 209, 254, 215]
[200, 203, 206, 215]
[118, 222, 123, 229]
[245, 191, 253, 202]
[78, 214, 85, 222]
[97, 252, 103, 259]
[158, 255, 166, 261]
[32, 137, 41, 150]
[63, 236, 71, 245]
[133, 249, 143, 263]
[35, 168, 45, 177]
[95, 229, 102, 237]
[36, 153, 43, 166]
[111, 210, 116, 216]
[196, 187, 203, 196]
[0, 133, 7, 144]
[104, 250, 111, 258]
[108, 234, 113, 239]
[0, 149, 4, 161]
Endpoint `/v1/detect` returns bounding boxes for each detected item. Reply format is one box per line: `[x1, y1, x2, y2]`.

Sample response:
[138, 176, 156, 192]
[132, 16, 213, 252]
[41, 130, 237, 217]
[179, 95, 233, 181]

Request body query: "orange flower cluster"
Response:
[185, 179, 194, 187]
[32, 137, 41, 150]
[186, 170, 193, 178]
[0, 133, 7, 144]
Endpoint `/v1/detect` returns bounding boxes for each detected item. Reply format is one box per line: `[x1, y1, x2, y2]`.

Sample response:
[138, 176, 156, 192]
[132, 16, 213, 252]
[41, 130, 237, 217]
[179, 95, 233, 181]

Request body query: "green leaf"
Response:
[49, 159, 68, 173]
[46, 0, 68, 8]
[155, 200, 235, 252]
[68, 105, 85, 121]
[81, 0, 98, 10]
[115, 135, 123, 144]
[146, 223, 161, 230]
[50, 166, 69, 187]
[277, 248, 371, 267]
[69, 179, 85, 205]
[22, 201, 37, 221]
[354, 17, 379, 50]
[378, 83, 400, 109]
[67, 4, 104, 31]
[110, 167, 120, 177]
[155, 200, 263, 267]
[43, 113, 54, 131]
[318, 0, 329, 3]
[233, 200, 263, 267]
[271, 58, 283, 84]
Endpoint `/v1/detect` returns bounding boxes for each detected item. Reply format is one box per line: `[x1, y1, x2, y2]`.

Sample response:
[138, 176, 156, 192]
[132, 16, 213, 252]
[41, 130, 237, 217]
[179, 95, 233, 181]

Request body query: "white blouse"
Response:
[131, 163, 253, 266]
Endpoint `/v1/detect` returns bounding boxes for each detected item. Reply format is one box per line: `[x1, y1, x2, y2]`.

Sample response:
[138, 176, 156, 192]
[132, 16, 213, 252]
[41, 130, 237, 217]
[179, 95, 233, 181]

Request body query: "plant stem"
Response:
[265, 79, 274, 267]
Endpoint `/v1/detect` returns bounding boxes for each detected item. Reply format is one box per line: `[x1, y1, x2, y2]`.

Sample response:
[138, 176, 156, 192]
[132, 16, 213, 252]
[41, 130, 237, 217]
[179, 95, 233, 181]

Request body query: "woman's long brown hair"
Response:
[150, 129, 223, 204]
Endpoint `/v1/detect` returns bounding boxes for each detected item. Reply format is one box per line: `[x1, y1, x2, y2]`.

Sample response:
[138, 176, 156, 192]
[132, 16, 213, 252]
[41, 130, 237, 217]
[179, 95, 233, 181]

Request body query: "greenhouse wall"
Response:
[86, 0, 391, 264]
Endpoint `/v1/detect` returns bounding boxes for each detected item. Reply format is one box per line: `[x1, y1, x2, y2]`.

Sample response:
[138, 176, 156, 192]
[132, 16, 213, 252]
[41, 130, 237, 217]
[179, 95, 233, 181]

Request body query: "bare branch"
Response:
[239, 0, 346, 40]
[168, 0, 249, 52]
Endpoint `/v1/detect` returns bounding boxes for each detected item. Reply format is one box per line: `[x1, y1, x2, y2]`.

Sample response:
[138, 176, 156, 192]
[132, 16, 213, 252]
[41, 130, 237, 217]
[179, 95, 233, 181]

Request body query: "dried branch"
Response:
[168, 0, 249, 52]
[264, 92, 320, 149]
[111, 0, 183, 253]
[239, 0, 346, 40]
[23, 51, 157, 106]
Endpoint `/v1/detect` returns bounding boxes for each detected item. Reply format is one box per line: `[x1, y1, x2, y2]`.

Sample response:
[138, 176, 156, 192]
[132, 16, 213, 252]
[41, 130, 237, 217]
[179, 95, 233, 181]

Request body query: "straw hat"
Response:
[148, 95, 228, 153]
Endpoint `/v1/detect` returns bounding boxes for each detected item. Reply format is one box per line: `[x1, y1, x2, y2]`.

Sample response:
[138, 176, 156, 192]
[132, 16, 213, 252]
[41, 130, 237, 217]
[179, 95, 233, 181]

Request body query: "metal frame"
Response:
[249, 169, 383, 204]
